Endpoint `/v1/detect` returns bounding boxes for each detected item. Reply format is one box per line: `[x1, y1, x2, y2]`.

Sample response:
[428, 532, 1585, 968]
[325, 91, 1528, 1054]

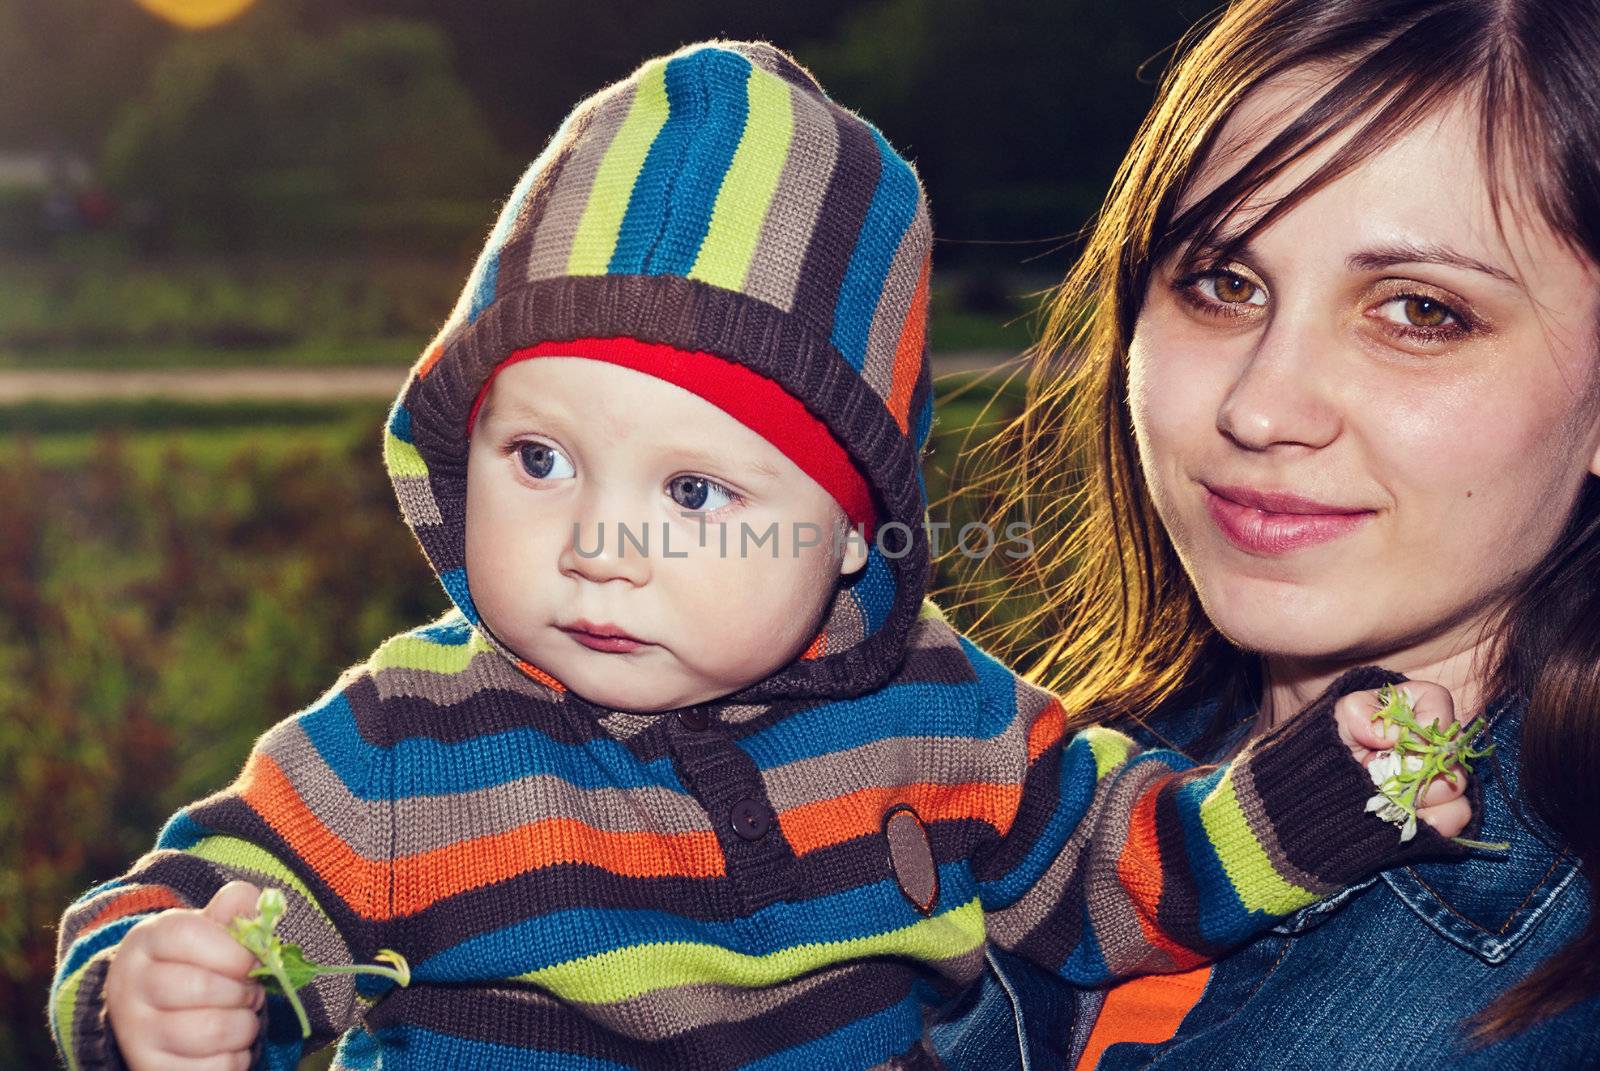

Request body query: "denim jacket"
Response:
[928, 687, 1599, 1070]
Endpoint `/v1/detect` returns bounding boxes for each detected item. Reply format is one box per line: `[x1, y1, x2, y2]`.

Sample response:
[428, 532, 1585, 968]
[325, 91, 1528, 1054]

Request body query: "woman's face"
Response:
[1128, 77, 1600, 677]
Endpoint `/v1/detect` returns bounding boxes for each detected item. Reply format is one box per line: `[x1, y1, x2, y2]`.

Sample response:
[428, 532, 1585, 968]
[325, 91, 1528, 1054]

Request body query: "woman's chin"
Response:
[1198, 587, 1367, 661]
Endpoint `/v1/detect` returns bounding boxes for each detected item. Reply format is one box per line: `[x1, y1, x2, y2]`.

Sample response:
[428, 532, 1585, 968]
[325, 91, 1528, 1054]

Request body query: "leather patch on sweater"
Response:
[885, 805, 938, 914]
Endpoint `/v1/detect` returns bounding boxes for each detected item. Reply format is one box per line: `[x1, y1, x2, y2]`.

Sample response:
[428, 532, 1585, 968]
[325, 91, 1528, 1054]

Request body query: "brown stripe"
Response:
[392, 475, 442, 527]
[740, 80, 841, 313]
[790, 107, 881, 344]
[863, 201, 932, 400]
[524, 80, 639, 283]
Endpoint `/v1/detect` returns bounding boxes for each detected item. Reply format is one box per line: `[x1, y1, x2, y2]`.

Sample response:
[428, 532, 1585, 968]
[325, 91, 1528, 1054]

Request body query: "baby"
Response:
[51, 41, 1474, 1071]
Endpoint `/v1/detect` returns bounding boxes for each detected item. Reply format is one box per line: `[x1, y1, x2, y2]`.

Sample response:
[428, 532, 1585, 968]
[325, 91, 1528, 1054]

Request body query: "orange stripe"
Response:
[1026, 698, 1067, 765]
[1114, 781, 1203, 967]
[516, 659, 567, 692]
[237, 753, 387, 919]
[391, 818, 726, 917]
[1073, 964, 1213, 1071]
[239, 753, 726, 919]
[800, 627, 826, 661]
[415, 341, 445, 380]
[84, 886, 187, 933]
[779, 781, 1021, 857]
[885, 257, 931, 434]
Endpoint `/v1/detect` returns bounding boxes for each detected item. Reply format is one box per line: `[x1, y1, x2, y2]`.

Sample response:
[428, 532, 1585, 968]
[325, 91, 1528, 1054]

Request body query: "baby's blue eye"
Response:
[517, 442, 574, 480]
[668, 475, 736, 513]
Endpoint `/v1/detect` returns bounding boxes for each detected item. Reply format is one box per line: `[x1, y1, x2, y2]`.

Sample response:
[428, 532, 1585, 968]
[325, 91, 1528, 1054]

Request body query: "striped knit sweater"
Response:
[50, 603, 1452, 1071]
[49, 40, 1460, 1070]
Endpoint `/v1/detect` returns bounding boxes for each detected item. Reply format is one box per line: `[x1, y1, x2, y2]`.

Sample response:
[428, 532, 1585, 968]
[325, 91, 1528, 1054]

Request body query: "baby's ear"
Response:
[839, 521, 870, 577]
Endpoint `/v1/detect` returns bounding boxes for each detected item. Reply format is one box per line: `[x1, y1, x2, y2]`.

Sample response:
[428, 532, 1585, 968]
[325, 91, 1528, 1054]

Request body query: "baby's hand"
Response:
[1333, 680, 1473, 839]
[105, 880, 266, 1071]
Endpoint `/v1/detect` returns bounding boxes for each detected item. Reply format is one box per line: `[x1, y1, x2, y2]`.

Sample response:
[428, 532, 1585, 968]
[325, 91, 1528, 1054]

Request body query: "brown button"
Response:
[730, 799, 771, 841]
[678, 709, 709, 731]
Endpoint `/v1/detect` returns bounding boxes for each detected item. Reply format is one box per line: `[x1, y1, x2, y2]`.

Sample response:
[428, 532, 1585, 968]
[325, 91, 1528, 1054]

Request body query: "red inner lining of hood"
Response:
[466, 337, 877, 538]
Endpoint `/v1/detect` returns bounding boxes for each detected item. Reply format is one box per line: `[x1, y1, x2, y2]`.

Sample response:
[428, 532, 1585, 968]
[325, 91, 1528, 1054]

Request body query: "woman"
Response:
[931, 0, 1600, 1067]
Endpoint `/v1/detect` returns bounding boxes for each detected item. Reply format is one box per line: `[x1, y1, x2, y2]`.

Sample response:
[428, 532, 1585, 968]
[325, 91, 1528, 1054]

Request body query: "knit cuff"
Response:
[63, 952, 132, 1071]
[1232, 666, 1470, 893]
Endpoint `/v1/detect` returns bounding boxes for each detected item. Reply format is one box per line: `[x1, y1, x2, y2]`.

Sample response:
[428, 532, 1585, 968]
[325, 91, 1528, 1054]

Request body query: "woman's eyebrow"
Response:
[1346, 242, 1521, 287]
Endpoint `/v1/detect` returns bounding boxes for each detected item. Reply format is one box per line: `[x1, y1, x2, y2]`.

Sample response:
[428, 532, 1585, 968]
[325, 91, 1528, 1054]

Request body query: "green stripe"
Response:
[515, 896, 985, 1003]
[370, 631, 491, 675]
[187, 835, 336, 928]
[1199, 769, 1317, 914]
[384, 431, 428, 479]
[1085, 727, 1133, 779]
[687, 66, 794, 290]
[53, 959, 93, 1071]
[566, 59, 670, 275]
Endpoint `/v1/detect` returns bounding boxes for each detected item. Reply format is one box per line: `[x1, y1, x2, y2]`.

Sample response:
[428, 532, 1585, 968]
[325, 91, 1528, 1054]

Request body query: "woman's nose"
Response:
[1214, 315, 1342, 452]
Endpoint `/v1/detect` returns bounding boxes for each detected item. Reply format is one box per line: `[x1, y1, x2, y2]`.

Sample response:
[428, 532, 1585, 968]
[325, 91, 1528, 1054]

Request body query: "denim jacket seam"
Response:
[1404, 853, 1572, 937]
[1379, 856, 1581, 962]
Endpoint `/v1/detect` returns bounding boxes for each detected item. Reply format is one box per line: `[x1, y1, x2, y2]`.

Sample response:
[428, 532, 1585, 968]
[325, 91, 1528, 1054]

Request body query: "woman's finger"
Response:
[1418, 795, 1471, 839]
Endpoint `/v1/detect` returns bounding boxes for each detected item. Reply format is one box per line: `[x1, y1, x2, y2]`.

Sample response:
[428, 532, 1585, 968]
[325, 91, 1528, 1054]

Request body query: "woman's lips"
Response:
[1204, 487, 1375, 555]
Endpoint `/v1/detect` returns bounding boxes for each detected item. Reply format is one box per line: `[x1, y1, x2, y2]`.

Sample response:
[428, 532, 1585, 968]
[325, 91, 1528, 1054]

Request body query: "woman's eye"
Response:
[1374, 295, 1460, 330]
[668, 475, 738, 513]
[517, 442, 575, 480]
[1198, 271, 1266, 306]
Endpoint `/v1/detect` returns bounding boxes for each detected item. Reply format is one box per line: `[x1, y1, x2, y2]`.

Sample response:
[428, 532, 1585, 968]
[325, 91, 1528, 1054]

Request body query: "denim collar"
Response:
[1142, 685, 1582, 965]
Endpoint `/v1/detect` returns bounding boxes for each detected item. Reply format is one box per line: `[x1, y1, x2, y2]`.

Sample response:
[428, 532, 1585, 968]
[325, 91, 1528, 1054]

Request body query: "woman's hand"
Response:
[104, 880, 266, 1071]
[1334, 681, 1472, 838]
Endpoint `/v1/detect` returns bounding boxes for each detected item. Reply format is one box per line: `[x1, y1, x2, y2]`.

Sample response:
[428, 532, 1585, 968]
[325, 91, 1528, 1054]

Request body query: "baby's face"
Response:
[465, 356, 868, 712]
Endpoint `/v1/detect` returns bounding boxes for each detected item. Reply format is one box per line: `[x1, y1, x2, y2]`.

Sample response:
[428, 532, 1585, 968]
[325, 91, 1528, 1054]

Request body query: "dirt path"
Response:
[0, 351, 1020, 403]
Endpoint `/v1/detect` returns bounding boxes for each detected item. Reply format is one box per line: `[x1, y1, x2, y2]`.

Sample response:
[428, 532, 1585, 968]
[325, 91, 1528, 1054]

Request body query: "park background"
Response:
[3, 0, 1206, 1065]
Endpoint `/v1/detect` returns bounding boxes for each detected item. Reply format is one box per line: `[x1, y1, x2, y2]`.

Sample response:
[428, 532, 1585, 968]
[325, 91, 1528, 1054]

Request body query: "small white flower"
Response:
[1401, 814, 1418, 842]
[1368, 751, 1398, 786]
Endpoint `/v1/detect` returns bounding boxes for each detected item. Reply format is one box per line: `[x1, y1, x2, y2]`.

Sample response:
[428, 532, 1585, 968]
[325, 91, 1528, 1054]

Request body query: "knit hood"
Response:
[382, 40, 935, 717]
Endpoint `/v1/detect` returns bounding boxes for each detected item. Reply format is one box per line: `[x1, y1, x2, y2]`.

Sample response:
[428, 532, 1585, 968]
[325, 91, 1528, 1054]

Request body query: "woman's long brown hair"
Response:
[944, 0, 1600, 1040]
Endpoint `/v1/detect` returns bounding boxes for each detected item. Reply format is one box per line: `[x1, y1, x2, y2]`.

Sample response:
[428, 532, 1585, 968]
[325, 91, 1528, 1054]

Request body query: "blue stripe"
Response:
[411, 612, 474, 646]
[332, 1027, 384, 1070]
[737, 678, 1002, 770]
[62, 876, 129, 913]
[854, 547, 896, 634]
[1173, 764, 1259, 946]
[261, 992, 309, 1070]
[417, 865, 979, 979]
[297, 689, 690, 799]
[369, 1026, 637, 1071]
[54, 917, 141, 999]
[829, 129, 921, 369]
[738, 632, 1017, 768]
[1060, 920, 1111, 985]
[387, 402, 413, 443]
[642, 50, 752, 276]
[975, 733, 1104, 911]
[912, 389, 933, 451]
[439, 566, 480, 625]
[608, 53, 704, 274]
[156, 808, 210, 851]
[465, 159, 544, 324]
[740, 989, 928, 1071]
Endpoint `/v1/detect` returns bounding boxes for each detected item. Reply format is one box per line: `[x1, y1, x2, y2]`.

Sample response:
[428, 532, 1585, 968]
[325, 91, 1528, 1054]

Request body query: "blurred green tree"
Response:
[100, 4, 508, 250]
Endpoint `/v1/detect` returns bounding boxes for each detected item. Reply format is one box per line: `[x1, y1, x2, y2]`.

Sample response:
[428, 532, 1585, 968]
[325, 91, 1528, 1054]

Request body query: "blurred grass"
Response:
[1, 369, 1033, 1068]
[0, 251, 1033, 369]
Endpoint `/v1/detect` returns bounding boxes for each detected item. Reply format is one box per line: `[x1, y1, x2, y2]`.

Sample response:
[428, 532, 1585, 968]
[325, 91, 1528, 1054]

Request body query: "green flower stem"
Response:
[1367, 683, 1510, 852]
[228, 888, 411, 1038]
